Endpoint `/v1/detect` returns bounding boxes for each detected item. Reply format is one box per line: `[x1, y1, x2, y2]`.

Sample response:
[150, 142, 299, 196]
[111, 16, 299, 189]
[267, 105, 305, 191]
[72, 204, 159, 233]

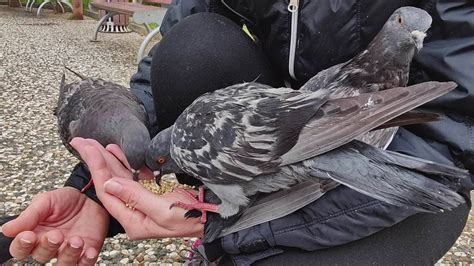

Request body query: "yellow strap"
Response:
[242, 24, 256, 42]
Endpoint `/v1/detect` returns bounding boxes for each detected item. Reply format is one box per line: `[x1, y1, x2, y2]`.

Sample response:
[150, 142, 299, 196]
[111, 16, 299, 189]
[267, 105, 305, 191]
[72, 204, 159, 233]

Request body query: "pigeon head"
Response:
[120, 121, 151, 180]
[146, 126, 183, 184]
[385, 7, 432, 52]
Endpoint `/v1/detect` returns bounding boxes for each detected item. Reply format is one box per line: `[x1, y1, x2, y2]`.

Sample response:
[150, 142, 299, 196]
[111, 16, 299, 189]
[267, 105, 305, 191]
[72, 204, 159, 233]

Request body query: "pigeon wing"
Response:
[172, 83, 329, 183]
[280, 81, 458, 165]
[57, 78, 148, 156]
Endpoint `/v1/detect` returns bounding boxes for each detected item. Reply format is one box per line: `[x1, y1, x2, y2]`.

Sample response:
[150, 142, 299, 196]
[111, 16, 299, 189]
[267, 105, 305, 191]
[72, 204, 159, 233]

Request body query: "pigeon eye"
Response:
[396, 15, 402, 24]
[157, 156, 166, 164]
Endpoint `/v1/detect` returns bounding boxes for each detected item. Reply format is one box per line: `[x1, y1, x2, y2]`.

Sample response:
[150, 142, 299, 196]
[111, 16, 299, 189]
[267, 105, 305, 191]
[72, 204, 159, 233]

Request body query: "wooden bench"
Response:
[90, 0, 170, 64]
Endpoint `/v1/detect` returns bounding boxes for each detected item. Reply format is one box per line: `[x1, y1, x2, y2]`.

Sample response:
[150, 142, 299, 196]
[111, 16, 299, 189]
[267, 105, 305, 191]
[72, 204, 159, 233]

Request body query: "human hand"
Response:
[70, 138, 204, 240]
[2, 187, 109, 265]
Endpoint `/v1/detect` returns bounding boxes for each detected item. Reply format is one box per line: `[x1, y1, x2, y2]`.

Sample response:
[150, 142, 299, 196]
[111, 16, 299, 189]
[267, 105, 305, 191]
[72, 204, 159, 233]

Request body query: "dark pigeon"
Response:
[56, 68, 150, 180]
[300, 6, 432, 150]
[146, 81, 467, 222]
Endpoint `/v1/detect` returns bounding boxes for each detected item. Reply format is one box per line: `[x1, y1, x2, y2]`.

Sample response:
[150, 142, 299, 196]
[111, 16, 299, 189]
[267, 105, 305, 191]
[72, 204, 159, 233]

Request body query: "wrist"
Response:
[64, 163, 103, 207]
[65, 163, 125, 236]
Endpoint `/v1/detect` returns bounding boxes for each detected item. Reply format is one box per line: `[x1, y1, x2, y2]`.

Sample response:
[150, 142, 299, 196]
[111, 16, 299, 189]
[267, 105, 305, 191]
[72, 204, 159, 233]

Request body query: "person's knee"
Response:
[150, 12, 281, 128]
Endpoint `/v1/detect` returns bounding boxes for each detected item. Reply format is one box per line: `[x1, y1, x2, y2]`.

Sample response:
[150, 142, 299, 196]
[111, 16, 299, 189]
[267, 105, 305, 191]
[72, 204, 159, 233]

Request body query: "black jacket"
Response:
[67, 0, 473, 264]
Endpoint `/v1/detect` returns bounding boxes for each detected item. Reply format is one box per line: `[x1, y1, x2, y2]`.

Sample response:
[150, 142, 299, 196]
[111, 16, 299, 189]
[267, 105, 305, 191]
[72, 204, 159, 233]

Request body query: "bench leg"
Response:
[91, 12, 114, 42]
[37, 0, 52, 17]
[136, 26, 160, 64]
[144, 23, 152, 34]
[26, 0, 35, 11]
[57, 1, 65, 13]
[59, 0, 72, 12]
[28, 0, 34, 11]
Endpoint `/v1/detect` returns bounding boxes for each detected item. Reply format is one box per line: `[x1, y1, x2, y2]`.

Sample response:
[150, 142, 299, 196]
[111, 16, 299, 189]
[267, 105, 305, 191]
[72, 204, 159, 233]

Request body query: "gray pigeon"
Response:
[146, 81, 467, 220]
[300, 6, 432, 149]
[55, 68, 150, 181]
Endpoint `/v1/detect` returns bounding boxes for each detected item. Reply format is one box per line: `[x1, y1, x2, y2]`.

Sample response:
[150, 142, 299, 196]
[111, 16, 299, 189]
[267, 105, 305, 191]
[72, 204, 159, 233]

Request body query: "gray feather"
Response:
[219, 180, 338, 238]
[301, 7, 432, 150]
[281, 82, 457, 165]
[56, 76, 151, 171]
[294, 140, 467, 213]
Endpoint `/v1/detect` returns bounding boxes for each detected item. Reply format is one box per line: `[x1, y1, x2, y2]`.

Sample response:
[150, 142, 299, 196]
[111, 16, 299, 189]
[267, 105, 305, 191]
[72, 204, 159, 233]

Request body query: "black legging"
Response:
[150, 12, 471, 265]
[150, 13, 284, 129]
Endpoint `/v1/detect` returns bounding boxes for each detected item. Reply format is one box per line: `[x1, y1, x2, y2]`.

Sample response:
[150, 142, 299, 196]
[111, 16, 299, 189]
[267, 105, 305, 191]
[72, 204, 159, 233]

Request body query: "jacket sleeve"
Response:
[159, 0, 209, 36]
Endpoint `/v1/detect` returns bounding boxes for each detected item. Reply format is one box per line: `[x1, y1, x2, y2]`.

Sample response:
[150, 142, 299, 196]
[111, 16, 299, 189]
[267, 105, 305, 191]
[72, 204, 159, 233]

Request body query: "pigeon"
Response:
[55, 68, 150, 183]
[145, 81, 467, 222]
[300, 6, 432, 150]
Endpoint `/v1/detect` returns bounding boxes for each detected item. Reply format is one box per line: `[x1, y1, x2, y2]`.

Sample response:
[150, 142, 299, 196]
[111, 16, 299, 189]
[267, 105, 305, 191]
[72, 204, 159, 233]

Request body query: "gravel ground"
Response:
[0, 6, 472, 265]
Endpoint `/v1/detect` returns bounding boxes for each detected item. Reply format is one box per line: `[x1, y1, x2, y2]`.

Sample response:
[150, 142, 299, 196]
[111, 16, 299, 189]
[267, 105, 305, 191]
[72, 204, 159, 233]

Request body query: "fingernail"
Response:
[47, 237, 59, 245]
[69, 241, 81, 249]
[104, 180, 122, 194]
[86, 249, 98, 260]
[20, 238, 32, 248]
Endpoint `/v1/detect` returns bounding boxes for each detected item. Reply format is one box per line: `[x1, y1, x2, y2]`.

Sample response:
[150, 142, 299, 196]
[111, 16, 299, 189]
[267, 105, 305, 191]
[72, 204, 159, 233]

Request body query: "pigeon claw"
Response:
[170, 187, 218, 224]
[131, 169, 140, 181]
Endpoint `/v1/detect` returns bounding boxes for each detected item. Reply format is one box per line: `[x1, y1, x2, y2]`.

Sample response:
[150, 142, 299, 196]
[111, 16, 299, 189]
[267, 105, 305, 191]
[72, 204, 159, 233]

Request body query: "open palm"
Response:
[3, 187, 109, 264]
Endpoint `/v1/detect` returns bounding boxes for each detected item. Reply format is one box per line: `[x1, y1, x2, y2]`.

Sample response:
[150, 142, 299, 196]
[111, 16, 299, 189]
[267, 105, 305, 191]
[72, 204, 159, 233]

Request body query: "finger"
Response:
[76, 144, 134, 219]
[9, 231, 37, 260]
[31, 230, 64, 263]
[71, 138, 131, 179]
[2, 194, 51, 237]
[70, 142, 110, 197]
[106, 144, 131, 171]
[57, 236, 84, 266]
[102, 177, 191, 233]
[78, 247, 99, 266]
[100, 178, 147, 228]
[87, 141, 132, 179]
[103, 178, 204, 239]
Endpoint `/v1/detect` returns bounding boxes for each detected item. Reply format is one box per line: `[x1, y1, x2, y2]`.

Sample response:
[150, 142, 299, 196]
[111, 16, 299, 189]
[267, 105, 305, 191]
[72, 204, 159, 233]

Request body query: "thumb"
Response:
[102, 178, 169, 220]
[2, 195, 50, 237]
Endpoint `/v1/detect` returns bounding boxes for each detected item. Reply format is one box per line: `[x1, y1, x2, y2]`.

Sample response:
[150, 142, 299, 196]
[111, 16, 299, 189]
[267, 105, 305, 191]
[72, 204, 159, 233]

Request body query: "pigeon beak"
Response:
[411, 30, 427, 53]
[153, 169, 163, 185]
[131, 169, 140, 181]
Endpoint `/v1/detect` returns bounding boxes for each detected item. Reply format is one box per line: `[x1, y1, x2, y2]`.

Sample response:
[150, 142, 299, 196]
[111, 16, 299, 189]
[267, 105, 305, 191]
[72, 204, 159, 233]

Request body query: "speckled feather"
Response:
[300, 7, 432, 150]
[147, 8, 467, 221]
[171, 83, 329, 183]
[163, 81, 465, 218]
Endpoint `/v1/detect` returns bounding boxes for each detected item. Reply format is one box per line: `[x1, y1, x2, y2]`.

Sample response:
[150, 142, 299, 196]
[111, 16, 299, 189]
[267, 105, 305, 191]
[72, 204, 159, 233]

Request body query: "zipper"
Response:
[288, 0, 299, 80]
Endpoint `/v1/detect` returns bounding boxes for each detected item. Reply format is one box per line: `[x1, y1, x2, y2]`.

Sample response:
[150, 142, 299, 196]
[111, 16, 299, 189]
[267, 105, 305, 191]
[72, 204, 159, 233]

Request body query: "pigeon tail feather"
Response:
[64, 66, 86, 80]
[307, 141, 467, 213]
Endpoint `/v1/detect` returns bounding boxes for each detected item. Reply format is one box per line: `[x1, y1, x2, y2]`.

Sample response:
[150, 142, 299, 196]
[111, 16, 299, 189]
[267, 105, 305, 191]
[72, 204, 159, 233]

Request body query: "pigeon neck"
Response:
[356, 29, 414, 76]
[119, 117, 150, 170]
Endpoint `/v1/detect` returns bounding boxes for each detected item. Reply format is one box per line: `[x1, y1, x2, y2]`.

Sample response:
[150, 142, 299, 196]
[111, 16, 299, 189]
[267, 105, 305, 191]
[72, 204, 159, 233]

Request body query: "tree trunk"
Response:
[8, 0, 21, 7]
[71, 0, 84, 20]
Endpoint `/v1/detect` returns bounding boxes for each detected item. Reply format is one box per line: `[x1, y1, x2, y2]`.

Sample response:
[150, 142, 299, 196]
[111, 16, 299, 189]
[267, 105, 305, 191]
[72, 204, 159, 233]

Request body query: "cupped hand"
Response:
[70, 138, 204, 240]
[2, 187, 109, 265]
